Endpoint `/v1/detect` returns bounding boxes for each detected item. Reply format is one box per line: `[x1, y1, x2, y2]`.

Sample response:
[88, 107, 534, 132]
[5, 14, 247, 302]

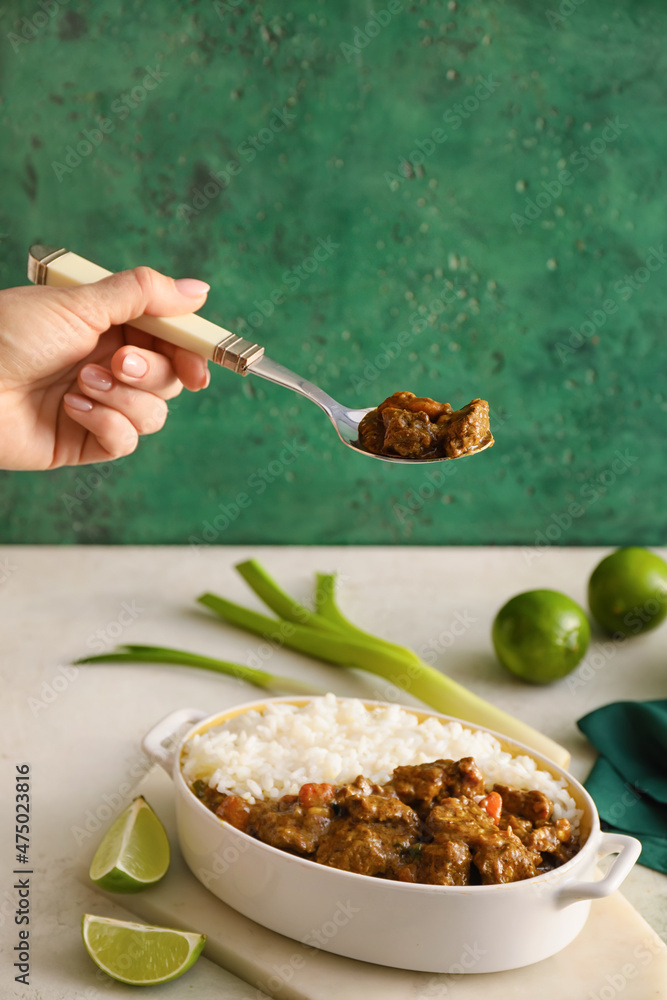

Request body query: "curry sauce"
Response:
[358, 392, 494, 459]
[193, 756, 579, 886]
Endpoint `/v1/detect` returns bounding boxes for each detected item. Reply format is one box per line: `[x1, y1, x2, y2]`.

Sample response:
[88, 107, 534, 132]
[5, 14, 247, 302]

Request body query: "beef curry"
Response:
[358, 392, 494, 460]
[192, 756, 579, 886]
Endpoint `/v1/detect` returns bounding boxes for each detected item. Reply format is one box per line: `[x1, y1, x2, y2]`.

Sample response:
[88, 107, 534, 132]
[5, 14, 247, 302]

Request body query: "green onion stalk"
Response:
[77, 559, 569, 767]
[75, 644, 321, 695]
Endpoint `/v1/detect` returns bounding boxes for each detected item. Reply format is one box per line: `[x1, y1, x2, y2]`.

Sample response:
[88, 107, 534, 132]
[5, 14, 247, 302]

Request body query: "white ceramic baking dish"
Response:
[142, 697, 641, 974]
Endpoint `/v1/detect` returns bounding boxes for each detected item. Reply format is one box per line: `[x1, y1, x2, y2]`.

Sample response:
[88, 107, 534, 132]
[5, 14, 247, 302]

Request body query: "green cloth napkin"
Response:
[577, 699, 667, 874]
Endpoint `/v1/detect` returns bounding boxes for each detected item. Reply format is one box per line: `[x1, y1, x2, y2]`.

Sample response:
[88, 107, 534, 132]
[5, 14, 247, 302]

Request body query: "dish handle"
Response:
[142, 708, 207, 775]
[556, 832, 642, 905]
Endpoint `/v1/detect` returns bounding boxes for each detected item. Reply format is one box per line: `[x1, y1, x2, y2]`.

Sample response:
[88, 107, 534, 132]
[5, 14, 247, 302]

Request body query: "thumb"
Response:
[62, 266, 210, 335]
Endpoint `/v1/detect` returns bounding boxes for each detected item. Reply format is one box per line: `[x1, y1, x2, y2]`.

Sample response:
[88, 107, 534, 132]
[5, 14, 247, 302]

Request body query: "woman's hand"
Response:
[0, 266, 211, 470]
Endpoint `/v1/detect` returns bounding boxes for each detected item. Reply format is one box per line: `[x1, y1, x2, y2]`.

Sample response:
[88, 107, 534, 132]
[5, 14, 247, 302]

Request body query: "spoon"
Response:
[27, 245, 493, 465]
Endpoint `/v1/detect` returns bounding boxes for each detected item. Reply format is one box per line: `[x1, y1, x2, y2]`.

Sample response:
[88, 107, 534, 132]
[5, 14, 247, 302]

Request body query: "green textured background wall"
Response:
[1, 0, 664, 545]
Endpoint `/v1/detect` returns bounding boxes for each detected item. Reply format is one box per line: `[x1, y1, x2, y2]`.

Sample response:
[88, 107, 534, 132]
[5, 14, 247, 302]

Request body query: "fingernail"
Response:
[80, 365, 113, 391]
[174, 277, 210, 297]
[203, 367, 211, 389]
[64, 392, 94, 412]
[122, 353, 149, 378]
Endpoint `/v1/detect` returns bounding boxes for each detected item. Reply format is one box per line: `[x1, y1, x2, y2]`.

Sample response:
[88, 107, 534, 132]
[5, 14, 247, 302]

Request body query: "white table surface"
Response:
[2, 545, 665, 999]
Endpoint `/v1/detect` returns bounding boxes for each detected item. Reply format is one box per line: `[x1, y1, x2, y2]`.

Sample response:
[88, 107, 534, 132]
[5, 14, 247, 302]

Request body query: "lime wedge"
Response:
[89, 796, 170, 893]
[82, 914, 206, 985]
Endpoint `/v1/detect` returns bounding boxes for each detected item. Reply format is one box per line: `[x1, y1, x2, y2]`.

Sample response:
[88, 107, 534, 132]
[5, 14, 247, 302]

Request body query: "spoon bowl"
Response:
[248, 355, 493, 464]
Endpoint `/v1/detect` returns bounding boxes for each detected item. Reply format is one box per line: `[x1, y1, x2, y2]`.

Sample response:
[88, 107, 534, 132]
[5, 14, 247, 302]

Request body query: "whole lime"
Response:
[492, 589, 590, 684]
[588, 547, 667, 637]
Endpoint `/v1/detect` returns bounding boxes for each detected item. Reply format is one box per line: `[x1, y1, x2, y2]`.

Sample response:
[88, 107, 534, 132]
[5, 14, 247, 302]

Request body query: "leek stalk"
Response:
[199, 570, 570, 767]
[76, 562, 570, 767]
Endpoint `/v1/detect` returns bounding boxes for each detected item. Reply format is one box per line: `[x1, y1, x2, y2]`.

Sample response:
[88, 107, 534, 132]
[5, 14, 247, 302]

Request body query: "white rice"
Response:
[181, 694, 581, 832]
